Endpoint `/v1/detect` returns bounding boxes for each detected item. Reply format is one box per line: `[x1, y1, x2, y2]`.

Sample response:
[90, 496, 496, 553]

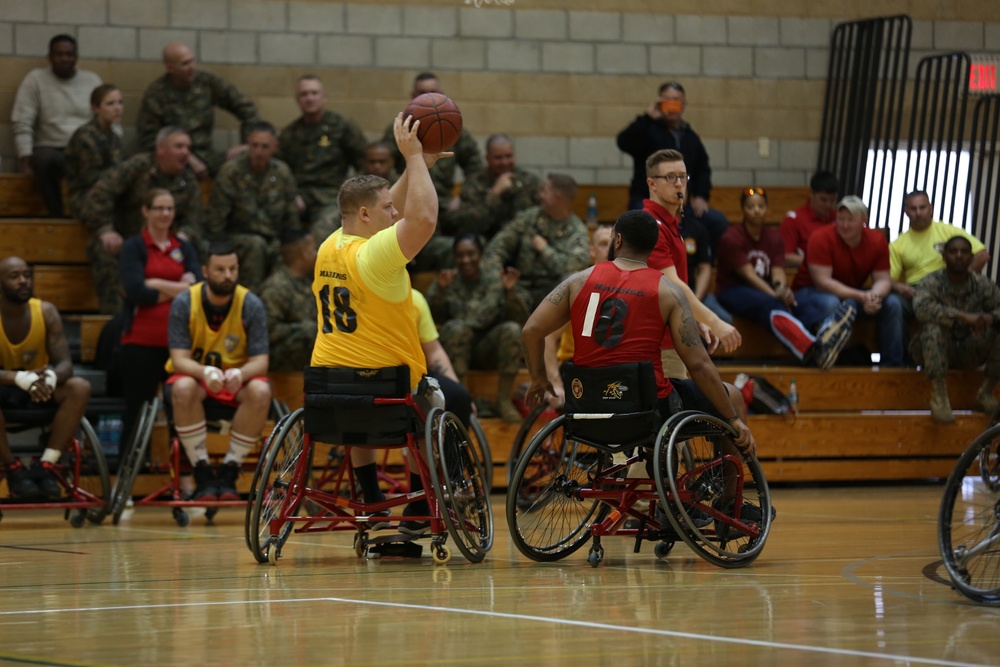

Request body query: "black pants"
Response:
[120, 345, 169, 449]
[430, 373, 472, 428]
[30, 147, 66, 218]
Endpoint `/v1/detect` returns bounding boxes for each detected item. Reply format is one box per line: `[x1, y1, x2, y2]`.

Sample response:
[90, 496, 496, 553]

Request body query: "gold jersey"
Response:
[0, 298, 49, 370]
[165, 283, 250, 373]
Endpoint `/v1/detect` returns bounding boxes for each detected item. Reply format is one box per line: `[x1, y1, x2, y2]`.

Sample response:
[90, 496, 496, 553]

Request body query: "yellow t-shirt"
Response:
[411, 289, 438, 344]
[0, 298, 49, 370]
[310, 228, 426, 389]
[890, 220, 986, 285]
[165, 284, 250, 373]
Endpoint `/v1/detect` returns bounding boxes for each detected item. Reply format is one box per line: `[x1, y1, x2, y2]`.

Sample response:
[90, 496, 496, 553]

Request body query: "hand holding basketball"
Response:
[403, 92, 464, 153]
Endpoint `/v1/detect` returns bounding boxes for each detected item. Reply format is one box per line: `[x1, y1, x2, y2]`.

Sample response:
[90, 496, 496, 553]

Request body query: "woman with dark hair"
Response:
[65, 83, 123, 217]
[715, 187, 853, 370]
[426, 232, 531, 422]
[118, 188, 201, 439]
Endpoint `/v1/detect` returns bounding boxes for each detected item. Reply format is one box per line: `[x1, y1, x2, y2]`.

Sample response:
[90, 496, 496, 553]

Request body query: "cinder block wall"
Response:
[1, 0, 998, 195]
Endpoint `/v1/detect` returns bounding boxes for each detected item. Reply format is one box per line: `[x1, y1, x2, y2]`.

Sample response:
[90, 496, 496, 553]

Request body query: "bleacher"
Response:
[1, 174, 986, 492]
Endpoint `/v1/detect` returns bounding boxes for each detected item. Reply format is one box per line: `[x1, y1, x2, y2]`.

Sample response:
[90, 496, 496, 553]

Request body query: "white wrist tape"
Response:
[204, 367, 223, 383]
[42, 369, 57, 390]
[14, 371, 40, 392]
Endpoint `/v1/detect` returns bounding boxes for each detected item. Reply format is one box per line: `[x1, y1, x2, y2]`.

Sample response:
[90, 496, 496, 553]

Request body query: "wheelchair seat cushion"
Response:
[303, 366, 418, 446]
[560, 361, 661, 450]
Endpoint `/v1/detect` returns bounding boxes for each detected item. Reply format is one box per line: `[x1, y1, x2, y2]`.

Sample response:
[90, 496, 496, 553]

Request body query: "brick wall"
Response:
[0, 0, 998, 192]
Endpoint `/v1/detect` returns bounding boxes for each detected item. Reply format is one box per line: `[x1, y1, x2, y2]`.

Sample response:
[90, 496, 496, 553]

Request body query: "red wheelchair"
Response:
[245, 366, 493, 565]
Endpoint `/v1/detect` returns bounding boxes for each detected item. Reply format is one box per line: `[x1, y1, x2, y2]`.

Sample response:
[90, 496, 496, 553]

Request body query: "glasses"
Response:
[149, 206, 175, 213]
[651, 173, 690, 184]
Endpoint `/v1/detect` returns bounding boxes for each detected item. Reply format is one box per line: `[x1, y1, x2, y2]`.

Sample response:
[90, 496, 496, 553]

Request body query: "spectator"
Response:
[793, 196, 905, 367]
[681, 214, 732, 325]
[617, 81, 729, 253]
[118, 189, 201, 442]
[82, 127, 202, 314]
[382, 72, 484, 270]
[259, 230, 317, 373]
[11, 34, 102, 217]
[715, 188, 855, 369]
[278, 75, 368, 231]
[362, 141, 398, 182]
[912, 236, 1000, 424]
[137, 43, 259, 178]
[0, 256, 91, 498]
[891, 190, 989, 319]
[452, 134, 542, 240]
[165, 242, 272, 501]
[412, 289, 472, 429]
[427, 233, 531, 423]
[65, 84, 124, 219]
[781, 171, 839, 269]
[207, 121, 299, 293]
[482, 174, 590, 308]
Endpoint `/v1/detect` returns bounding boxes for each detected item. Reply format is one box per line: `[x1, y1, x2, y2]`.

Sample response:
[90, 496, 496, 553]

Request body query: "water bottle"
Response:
[108, 414, 123, 458]
[97, 415, 112, 453]
[787, 379, 799, 416]
[586, 193, 598, 230]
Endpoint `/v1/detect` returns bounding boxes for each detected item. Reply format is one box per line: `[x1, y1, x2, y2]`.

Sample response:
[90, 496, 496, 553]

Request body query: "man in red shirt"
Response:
[781, 171, 839, 269]
[521, 210, 753, 454]
[792, 196, 905, 366]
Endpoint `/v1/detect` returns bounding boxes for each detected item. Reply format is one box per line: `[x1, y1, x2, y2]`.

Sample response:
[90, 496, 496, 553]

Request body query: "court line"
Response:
[0, 596, 984, 666]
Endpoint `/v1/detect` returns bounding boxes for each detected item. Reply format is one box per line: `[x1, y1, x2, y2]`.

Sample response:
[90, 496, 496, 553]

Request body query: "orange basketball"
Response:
[403, 92, 463, 153]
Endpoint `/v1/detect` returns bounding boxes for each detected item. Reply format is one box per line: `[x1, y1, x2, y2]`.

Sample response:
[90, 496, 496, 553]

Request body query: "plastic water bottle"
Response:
[787, 379, 799, 416]
[586, 193, 598, 230]
[108, 414, 123, 457]
[97, 415, 112, 453]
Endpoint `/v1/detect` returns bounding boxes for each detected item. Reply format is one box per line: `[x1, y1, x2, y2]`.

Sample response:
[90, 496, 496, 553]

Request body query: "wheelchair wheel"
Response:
[505, 415, 610, 562]
[246, 409, 308, 564]
[506, 403, 556, 489]
[938, 424, 1000, 605]
[468, 413, 493, 492]
[65, 417, 111, 525]
[425, 408, 493, 563]
[653, 411, 772, 569]
[110, 398, 159, 525]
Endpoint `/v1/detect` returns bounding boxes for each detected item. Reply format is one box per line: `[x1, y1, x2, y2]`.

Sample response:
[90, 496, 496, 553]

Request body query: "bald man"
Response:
[136, 42, 259, 178]
[0, 257, 91, 499]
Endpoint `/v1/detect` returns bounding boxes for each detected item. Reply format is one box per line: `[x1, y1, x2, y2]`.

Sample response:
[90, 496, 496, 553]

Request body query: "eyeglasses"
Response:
[149, 206, 175, 213]
[651, 173, 690, 184]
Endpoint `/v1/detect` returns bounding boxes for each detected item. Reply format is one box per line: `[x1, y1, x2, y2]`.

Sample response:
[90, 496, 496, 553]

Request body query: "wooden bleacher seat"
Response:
[32, 265, 99, 313]
[0, 174, 50, 218]
[3, 218, 89, 263]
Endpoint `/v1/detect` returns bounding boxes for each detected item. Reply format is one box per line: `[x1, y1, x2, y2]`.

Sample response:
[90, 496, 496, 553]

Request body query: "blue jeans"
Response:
[717, 285, 790, 329]
[701, 293, 733, 324]
[847, 293, 905, 367]
[792, 287, 841, 332]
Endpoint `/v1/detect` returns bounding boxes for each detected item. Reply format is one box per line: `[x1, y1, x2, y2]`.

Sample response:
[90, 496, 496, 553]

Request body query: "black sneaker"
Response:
[31, 461, 62, 498]
[399, 501, 431, 536]
[192, 460, 218, 501]
[363, 509, 392, 531]
[814, 301, 857, 370]
[6, 461, 42, 499]
[216, 461, 240, 501]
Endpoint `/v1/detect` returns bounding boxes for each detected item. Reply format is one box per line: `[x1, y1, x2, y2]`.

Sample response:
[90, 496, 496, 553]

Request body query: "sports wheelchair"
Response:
[938, 420, 1000, 605]
[245, 366, 493, 566]
[0, 407, 110, 527]
[506, 361, 772, 568]
[109, 395, 288, 526]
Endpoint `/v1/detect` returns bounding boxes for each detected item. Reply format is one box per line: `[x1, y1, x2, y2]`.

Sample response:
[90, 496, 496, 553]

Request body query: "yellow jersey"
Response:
[0, 298, 49, 370]
[165, 283, 250, 373]
[311, 228, 426, 389]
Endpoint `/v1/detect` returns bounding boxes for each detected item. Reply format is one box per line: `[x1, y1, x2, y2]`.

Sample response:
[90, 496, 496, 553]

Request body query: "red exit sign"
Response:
[970, 62, 997, 93]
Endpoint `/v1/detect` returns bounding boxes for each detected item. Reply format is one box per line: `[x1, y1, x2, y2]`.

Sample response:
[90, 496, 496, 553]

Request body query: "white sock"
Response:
[223, 431, 257, 466]
[41, 448, 61, 465]
[176, 420, 208, 465]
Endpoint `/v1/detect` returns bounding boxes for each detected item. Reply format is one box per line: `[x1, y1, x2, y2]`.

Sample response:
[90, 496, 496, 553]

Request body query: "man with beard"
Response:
[165, 243, 271, 501]
[0, 257, 91, 499]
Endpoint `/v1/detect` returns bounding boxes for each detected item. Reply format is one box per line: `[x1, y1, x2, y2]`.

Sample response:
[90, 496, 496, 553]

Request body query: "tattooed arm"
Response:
[421, 339, 459, 383]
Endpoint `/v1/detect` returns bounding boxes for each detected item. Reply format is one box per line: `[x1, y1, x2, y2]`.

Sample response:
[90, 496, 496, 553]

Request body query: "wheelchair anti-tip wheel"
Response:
[246, 409, 307, 564]
[110, 398, 159, 525]
[505, 415, 611, 562]
[653, 411, 772, 568]
[425, 407, 493, 563]
[938, 423, 1000, 605]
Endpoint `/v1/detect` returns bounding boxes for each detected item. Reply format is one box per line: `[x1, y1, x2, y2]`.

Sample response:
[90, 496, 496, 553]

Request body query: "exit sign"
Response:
[970, 62, 997, 93]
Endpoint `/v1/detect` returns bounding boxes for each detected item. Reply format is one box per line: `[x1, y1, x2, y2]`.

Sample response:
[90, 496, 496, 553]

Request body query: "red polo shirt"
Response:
[781, 200, 835, 258]
[792, 224, 890, 290]
[121, 229, 187, 347]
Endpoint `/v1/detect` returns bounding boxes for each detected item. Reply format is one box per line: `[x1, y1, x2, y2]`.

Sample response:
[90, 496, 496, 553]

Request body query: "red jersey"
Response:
[571, 262, 672, 397]
[781, 200, 835, 258]
[792, 224, 890, 289]
[644, 199, 686, 282]
[714, 224, 785, 293]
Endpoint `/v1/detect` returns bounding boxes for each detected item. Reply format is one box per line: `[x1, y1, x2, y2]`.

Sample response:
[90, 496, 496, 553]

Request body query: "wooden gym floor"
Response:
[0, 485, 998, 666]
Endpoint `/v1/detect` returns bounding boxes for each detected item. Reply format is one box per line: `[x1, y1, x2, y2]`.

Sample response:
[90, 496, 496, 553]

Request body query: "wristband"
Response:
[727, 415, 742, 423]
[14, 371, 40, 392]
[42, 369, 57, 390]
[204, 366, 223, 383]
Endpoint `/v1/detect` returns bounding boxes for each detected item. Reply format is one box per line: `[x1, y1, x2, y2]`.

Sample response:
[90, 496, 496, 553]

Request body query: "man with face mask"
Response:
[0, 257, 92, 499]
[165, 243, 272, 501]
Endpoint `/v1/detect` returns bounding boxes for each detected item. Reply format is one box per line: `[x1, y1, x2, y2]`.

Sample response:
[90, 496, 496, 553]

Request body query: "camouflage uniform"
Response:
[278, 110, 368, 226]
[64, 118, 123, 218]
[81, 153, 203, 314]
[451, 167, 542, 240]
[911, 269, 1000, 380]
[259, 265, 316, 372]
[382, 124, 484, 271]
[482, 206, 591, 308]
[136, 70, 259, 176]
[207, 155, 300, 293]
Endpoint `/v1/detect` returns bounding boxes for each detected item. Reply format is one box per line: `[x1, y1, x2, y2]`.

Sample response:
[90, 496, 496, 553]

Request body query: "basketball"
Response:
[403, 92, 463, 153]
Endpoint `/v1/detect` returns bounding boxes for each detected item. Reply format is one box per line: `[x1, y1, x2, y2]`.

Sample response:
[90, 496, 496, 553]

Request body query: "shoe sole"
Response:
[816, 305, 857, 370]
[398, 522, 430, 536]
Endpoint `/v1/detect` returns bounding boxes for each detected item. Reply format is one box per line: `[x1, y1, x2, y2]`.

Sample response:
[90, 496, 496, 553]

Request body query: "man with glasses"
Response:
[617, 81, 729, 254]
